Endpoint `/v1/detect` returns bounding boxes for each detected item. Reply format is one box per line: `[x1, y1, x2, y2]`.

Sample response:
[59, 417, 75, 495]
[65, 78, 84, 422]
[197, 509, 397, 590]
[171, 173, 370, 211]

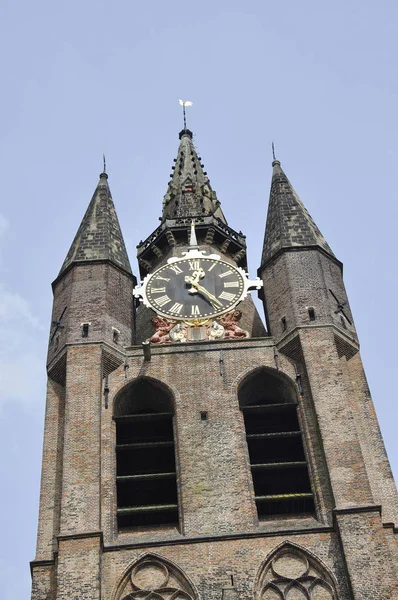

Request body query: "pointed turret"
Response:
[49, 170, 135, 364]
[261, 159, 334, 267]
[259, 158, 356, 342]
[162, 129, 226, 223]
[60, 172, 132, 277]
[135, 128, 265, 341]
[136, 129, 247, 277]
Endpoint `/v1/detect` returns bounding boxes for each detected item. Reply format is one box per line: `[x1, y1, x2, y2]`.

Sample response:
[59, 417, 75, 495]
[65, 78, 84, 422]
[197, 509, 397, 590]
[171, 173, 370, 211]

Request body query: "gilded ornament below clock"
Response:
[147, 310, 248, 344]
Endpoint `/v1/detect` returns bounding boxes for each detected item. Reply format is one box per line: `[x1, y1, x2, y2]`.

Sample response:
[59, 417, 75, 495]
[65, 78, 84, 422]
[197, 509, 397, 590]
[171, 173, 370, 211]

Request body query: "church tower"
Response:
[31, 127, 398, 600]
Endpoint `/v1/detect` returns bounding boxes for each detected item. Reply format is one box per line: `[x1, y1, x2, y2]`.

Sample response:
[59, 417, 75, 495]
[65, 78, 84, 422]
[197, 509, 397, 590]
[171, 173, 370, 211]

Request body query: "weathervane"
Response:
[103, 153, 107, 174]
[272, 142, 276, 161]
[179, 99, 193, 129]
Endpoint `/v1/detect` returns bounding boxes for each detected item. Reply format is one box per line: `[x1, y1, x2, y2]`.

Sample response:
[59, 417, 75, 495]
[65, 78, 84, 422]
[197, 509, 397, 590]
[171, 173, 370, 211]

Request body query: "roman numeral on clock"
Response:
[169, 302, 183, 315]
[191, 305, 201, 316]
[189, 260, 200, 271]
[150, 287, 166, 294]
[169, 264, 183, 275]
[224, 281, 239, 288]
[156, 276, 170, 282]
[219, 291, 236, 301]
[219, 269, 233, 278]
[154, 295, 172, 307]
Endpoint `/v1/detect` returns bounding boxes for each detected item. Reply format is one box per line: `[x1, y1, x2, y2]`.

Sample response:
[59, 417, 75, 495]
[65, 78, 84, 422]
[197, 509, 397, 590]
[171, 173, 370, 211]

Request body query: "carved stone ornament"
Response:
[114, 555, 196, 600]
[148, 310, 249, 344]
[257, 543, 338, 600]
[147, 316, 176, 344]
[218, 309, 249, 339]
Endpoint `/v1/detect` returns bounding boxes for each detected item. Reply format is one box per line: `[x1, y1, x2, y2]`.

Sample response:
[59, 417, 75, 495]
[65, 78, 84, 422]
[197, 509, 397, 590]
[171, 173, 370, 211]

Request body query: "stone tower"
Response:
[31, 129, 398, 600]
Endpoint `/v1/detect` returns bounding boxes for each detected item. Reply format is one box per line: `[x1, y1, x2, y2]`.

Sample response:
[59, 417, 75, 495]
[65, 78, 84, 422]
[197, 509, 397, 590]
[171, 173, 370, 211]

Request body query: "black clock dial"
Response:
[145, 258, 245, 320]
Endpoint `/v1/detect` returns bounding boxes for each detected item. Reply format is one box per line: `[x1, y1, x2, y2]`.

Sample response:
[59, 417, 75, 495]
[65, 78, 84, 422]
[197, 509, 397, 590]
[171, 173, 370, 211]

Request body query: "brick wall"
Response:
[48, 262, 134, 365]
[31, 244, 398, 599]
[260, 249, 357, 342]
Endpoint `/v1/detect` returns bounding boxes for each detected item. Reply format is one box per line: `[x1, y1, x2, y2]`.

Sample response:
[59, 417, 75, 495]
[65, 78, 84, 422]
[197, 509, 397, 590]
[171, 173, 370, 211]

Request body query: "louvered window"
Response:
[239, 369, 314, 518]
[114, 378, 178, 530]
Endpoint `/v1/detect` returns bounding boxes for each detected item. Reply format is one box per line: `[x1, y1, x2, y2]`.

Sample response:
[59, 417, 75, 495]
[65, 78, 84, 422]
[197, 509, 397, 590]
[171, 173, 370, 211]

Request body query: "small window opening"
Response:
[114, 379, 178, 530]
[308, 308, 316, 322]
[239, 369, 314, 519]
[200, 410, 208, 421]
[82, 323, 89, 338]
[113, 328, 120, 344]
[340, 315, 347, 329]
[54, 337, 59, 350]
[281, 316, 287, 332]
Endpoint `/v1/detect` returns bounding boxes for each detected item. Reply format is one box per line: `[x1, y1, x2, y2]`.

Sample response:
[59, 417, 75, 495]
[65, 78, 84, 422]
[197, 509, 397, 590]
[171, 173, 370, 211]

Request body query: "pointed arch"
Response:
[113, 377, 179, 530]
[234, 365, 299, 399]
[256, 542, 338, 600]
[262, 583, 284, 599]
[112, 553, 198, 600]
[238, 367, 314, 518]
[284, 581, 309, 599]
[113, 376, 176, 416]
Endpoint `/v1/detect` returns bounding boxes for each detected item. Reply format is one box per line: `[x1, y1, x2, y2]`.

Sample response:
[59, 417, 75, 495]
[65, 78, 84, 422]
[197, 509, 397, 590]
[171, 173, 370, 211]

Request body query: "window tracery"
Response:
[117, 556, 196, 600]
[257, 544, 337, 600]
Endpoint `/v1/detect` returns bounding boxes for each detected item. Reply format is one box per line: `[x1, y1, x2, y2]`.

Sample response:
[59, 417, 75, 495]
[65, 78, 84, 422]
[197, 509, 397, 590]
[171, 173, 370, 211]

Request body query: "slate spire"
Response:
[162, 129, 227, 223]
[261, 159, 335, 265]
[59, 172, 132, 276]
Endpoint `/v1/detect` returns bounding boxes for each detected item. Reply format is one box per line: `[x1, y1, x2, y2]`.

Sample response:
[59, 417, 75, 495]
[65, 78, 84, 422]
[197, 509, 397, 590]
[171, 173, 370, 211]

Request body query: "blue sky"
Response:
[0, 1, 397, 598]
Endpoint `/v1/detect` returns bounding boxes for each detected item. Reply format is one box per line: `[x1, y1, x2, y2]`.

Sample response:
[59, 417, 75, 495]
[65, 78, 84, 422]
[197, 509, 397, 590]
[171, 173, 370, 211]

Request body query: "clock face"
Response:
[144, 257, 245, 320]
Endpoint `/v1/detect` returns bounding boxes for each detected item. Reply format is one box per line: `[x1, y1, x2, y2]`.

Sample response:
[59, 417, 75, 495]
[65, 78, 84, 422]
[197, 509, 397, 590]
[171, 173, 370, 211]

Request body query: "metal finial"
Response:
[179, 99, 193, 130]
[103, 153, 107, 174]
[272, 142, 276, 161]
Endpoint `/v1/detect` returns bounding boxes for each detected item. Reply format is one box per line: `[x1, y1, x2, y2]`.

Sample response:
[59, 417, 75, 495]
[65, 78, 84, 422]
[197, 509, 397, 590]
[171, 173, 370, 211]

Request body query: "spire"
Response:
[162, 129, 227, 223]
[59, 172, 132, 276]
[261, 159, 335, 265]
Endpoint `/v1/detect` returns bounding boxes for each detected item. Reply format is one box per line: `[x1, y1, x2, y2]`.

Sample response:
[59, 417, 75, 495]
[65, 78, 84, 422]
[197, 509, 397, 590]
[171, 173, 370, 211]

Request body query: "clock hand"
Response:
[190, 269, 205, 288]
[50, 306, 68, 341]
[340, 308, 352, 326]
[328, 289, 352, 325]
[195, 284, 223, 307]
[185, 269, 205, 294]
[185, 276, 223, 308]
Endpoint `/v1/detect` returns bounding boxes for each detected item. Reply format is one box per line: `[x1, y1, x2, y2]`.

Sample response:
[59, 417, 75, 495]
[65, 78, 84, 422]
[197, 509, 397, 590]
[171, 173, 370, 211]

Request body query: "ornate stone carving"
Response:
[115, 555, 196, 600]
[219, 310, 249, 339]
[148, 316, 176, 344]
[257, 543, 337, 600]
[148, 310, 249, 344]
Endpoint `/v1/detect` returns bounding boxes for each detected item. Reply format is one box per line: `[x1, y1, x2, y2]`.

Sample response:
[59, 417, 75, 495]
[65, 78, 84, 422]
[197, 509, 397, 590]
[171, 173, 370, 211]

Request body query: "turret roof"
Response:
[59, 172, 132, 276]
[261, 160, 335, 265]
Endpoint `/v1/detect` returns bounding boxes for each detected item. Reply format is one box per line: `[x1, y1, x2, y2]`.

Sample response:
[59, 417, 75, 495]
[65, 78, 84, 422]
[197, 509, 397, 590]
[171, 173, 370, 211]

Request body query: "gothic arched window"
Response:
[256, 542, 338, 599]
[114, 378, 178, 530]
[113, 554, 197, 600]
[239, 369, 314, 519]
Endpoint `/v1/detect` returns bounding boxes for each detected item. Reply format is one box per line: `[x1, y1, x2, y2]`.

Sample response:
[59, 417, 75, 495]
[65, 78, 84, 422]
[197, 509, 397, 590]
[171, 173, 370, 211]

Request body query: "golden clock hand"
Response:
[185, 275, 199, 294]
[195, 283, 222, 306]
[185, 269, 205, 293]
[187, 279, 223, 308]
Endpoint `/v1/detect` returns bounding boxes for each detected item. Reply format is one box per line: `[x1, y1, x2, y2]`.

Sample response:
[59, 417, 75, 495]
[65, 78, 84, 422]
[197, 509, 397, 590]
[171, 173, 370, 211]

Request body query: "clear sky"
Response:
[0, 1, 397, 598]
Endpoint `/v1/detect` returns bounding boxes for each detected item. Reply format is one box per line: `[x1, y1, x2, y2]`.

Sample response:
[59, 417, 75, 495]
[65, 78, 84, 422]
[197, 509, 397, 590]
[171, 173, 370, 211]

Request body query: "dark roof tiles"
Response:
[59, 173, 132, 276]
[261, 160, 334, 264]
